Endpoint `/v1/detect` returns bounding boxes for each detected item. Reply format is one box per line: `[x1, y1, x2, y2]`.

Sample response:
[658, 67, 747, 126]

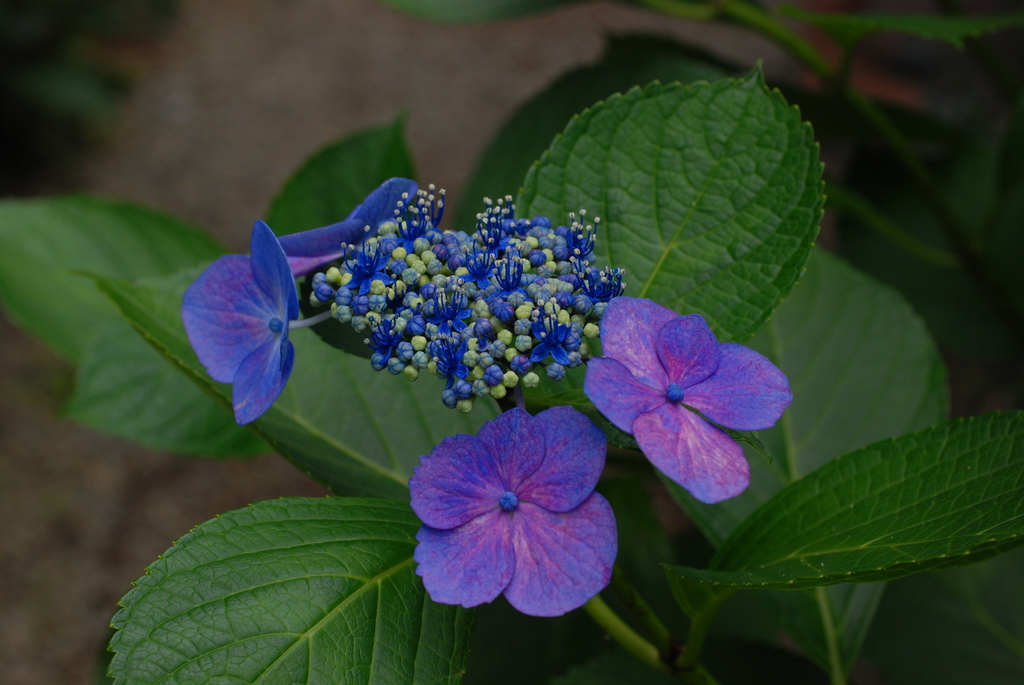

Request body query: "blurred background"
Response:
[0, 0, 1020, 683]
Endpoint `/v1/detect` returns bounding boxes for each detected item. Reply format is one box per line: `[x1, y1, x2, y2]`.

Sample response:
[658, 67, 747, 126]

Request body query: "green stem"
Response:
[718, 0, 834, 79]
[815, 587, 847, 685]
[677, 589, 736, 671]
[584, 595, 671, 674]
[824, 182, 959, 269]
[610, 565, 680, 663]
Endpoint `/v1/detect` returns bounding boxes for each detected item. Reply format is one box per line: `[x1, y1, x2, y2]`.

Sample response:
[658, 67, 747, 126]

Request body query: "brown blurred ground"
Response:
[0, 1, 789, 683]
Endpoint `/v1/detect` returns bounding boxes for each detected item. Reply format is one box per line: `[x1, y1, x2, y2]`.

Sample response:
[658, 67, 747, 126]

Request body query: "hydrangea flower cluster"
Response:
[306, 185, 626, 412]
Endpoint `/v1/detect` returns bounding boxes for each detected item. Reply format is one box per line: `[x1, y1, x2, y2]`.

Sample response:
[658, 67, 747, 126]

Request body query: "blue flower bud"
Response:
[473, 318, 494, 340]
[432, 244, 450, 262]
[472, 379, 491, 397]
[553, 290, 572, 309]
[406, 314, 426, 336]
[420, 282, 438, 300]
[546, 363, 566, 381]
[313, 282, 334, 302]
[312, 272, 327, 286]
[453, 379, 473, 400]
[396, 341, 415, 362]
[387, 358, 406, 375]
[566, 351, 583, 368]
[489, 341, 507, 358]
[371, 352, 389, 371]
[441, 388, 458, 409]
[353, 295, 371, 316]
[510, 355, 531, 375]
[412, 350, 431, 369]
[483, 364, 504, 386]
[528, 250, 546, 268]
[490, 298, 514, 322]
[368, 294, 388, 313]
[333, 305, 353, 323]
[335, 288, 353, 306]
[552, 245, 570, 262]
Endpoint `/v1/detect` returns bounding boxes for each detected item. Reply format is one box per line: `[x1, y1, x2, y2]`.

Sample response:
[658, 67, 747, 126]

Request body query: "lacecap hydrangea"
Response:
[307, 184, 626, 412]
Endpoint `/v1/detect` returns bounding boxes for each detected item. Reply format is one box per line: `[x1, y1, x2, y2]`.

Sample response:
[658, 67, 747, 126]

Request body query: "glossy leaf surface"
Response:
[109, 498, 475, 684]
[519, 69, 823, 343]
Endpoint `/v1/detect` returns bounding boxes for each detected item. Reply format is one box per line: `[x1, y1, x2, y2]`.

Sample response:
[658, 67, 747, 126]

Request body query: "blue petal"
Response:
[231, 334, 294, 425]
[503, 496, 617, 617]
[550, 345, 570, 365]
[517, 406, 606, 512]
[249, 221, 299, 322]
[529, 342, 551, 363]
[277, 178, 418, 275]
[182, 254, 279, 384]
[584, 357, 665, 434]
[684, 342, 792, 431]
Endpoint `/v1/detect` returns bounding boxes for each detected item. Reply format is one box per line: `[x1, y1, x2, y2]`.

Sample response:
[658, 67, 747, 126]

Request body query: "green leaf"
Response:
[109, 497, 475, 685]
[666, 410, 1024, 590]
[864, 546, 1024, 684]
[518, 68, 823, 343]
[782, 6, 1024, 48]
[63, 317, 268, 456]
[0, 195, 225, 362]
[93, 267, 498, 498]
[374, 0, 582, 22]
[268, 117, 415, 354]
[452, 34, 732, 233]
[838, 139, 1024, 357]
[0, 195, 265, 456]
[664, 249, 947, 672]
[266, 117, 415, 237]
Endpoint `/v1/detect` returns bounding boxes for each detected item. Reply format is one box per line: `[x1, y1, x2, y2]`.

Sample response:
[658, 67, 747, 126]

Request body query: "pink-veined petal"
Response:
[657, 314, 720, 389]
[685, 342, 792, 431]
[410, 433, 506, 530]
[415, 510, 515, 609]
[517, 407, 606, 512]
[584, 357, 666, 433]
[475, 408, 545, 493]
[598, 297, 676, 388]
[633, 403, 749, 504]
[503, 496, 617, 617]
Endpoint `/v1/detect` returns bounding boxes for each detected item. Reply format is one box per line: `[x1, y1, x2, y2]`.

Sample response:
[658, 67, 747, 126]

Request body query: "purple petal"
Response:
[475, 408, 545, 493]
[516, 407, 606, 512]
[410, 433, 506, 530]
[249, 221, 299, 322]
[279, 219, 364, 276]
[231, 334, 294, 424]
[278, 178, 418, 276]
[350, 177, 418, 226]
[415, 510, 514, 609]
[181, 255, 278, 383]
[503, 496, 617, 617]
[657, 314, 720, 389]
[633, 403, 749, 504]
[684, 342, 792, 431]
[584, 357, 666, 434]
[599, 297, 676, 389]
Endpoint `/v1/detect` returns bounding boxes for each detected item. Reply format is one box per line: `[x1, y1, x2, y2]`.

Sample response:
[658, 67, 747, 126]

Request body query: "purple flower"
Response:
[584, 297, 791, 504]
[277, 178, 417, 276]
[182, 221, 299, 425]
[410, 407, 617, 617]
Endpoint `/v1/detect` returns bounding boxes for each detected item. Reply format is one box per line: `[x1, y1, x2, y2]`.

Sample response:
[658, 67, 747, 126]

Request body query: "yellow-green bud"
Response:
[365, 311, 382, 326]
[417, 275, 430, 287]
[504, 348, 517, 362]
[340, 272, 353, 286]
[378, 220, 398, 235]
[326, 267, 342, 286]
[544, 261, 557, 272]
[516, 304, 534, 320]
[490, 384, 508, 399]
[502, 371, 519, 388]
[542, 248, 554, 261]
[471, 365, 485, 380]
[456, 398, 475, 414]
[427, 360, 437, 375]
[369, 280, 386, 296]
[579, 341, 591, 359]
[571, 314, 586, 327]
[403, 365, 419, 382]
[405, 253, 420, 267]
[497, 329, 513, 346]
[454, 267, 470, 277]
[391, 247, 408, 260]
[522, 372, 540, 388]
[526, 236, 540, 248]
[412, 335, 428, 351]
[583, 323, 601, 339]
[557, 309, 570, 324]
[413, 261, 427, 275]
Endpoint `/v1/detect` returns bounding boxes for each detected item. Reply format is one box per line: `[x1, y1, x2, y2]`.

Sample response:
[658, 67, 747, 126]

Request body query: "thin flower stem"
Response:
[289, 309, 333, 329]
[824, 182, 959, 269]
[609, 565, 681, 663]
[638, 0, 1024, 350]
[513, 383, 526, 412]
[584, 595, 672, 674]
[676, 589, 736, 673]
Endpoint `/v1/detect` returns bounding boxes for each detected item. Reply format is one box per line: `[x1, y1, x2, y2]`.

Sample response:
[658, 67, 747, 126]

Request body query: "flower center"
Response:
[268, 318, 284, 333]
[665, 383, 684, 403]
[498, 491, 519, 512]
